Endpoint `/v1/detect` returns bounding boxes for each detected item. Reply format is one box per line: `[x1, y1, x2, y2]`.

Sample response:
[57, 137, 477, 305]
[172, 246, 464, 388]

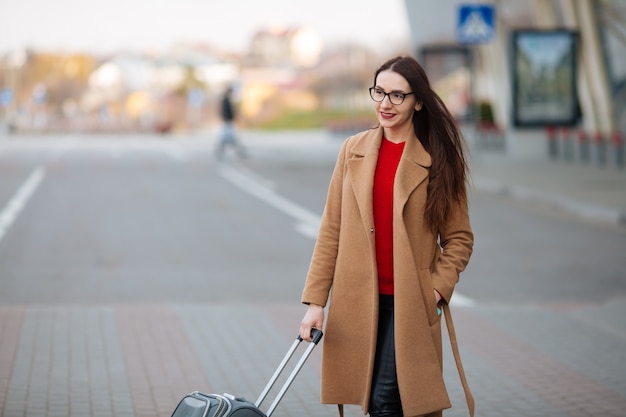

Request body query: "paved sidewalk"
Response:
[2, 301, 626, 417]
[471, 155, 626, 227]
[461, 126, 626, 227]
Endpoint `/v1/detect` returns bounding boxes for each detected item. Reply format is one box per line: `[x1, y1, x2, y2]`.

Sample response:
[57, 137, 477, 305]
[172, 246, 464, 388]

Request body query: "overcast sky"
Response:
[0, 0, 411, 54]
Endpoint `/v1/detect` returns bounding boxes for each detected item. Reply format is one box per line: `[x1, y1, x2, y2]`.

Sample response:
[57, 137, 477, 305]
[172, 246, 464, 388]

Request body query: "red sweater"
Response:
[373, 138, 405, 295]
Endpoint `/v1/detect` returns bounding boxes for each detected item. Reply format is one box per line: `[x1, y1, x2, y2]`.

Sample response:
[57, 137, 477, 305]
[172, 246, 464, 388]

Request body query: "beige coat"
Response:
[301, 127, 474, 417]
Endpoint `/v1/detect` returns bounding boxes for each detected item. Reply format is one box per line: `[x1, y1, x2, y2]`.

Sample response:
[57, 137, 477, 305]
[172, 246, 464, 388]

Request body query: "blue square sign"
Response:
[457, 4, 495, 44]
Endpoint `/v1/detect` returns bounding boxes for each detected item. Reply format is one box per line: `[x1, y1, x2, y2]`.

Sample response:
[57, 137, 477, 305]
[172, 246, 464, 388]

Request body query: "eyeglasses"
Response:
[369, 87, 415, 105]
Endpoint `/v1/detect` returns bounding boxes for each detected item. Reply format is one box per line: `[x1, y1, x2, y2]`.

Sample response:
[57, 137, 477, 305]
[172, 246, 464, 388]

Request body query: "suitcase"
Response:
[171, 328, 323, 417]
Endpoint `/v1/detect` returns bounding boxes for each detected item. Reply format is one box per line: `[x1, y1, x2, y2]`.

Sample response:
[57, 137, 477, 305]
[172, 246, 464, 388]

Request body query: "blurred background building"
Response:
[405, 0, 625, 162]
[0, 23, 385, 134]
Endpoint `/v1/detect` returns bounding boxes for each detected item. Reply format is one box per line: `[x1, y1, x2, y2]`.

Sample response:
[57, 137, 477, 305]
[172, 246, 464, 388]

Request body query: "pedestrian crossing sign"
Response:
[456, 4, 495, 44]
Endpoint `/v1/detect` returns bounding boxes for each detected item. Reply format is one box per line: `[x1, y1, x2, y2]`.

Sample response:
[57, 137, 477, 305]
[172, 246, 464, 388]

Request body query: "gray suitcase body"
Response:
[171, 329, 323, 417]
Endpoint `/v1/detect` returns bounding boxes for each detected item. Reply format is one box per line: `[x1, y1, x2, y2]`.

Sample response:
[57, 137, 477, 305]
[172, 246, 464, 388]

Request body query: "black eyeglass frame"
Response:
[369, 87, 415, 105]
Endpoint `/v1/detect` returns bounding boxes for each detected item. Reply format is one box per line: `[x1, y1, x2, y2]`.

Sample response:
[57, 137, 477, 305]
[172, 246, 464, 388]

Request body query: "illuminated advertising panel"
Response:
[512, 30, 580, 127]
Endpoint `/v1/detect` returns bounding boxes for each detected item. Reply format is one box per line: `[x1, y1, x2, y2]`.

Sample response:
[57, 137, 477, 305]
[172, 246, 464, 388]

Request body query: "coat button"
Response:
[370, 227, 374, 233]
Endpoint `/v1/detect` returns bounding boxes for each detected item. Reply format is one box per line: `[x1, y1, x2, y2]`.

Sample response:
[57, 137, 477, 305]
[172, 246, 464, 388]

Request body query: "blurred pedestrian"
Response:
[299, 56, 474, 417]
[216, 85, 245, 159]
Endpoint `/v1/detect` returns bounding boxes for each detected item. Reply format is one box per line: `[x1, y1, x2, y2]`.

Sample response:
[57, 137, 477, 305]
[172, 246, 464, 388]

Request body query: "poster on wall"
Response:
[512, 30, 580, 127]
[419, 46, 472, 121]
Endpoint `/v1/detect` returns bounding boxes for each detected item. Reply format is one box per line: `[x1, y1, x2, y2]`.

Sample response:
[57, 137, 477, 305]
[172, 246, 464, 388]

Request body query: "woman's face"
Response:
[373, 70, 422, 134]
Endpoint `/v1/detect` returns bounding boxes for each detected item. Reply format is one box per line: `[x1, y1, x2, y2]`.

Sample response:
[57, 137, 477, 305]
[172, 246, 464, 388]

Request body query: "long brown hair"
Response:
[374, 56, 469, 232]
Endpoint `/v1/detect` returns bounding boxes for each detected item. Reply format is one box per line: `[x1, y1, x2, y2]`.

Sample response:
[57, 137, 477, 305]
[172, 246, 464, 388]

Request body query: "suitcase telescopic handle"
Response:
[255, 328, 323, 416]
[298, 327, 323, 344]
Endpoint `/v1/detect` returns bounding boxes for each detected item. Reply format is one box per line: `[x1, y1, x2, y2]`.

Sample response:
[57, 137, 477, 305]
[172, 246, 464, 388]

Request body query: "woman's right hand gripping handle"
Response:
[300, 304, 324, 342]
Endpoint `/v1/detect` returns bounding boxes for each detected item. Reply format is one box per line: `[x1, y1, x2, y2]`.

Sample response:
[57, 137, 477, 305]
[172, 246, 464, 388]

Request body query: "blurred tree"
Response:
[21, 52, 97, 112]
[174, 65, 206, 97]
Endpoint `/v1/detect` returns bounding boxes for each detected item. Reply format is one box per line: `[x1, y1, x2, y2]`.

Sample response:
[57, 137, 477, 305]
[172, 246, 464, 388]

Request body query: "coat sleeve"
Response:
[300, 138, 350, 307]
[431, 194, 474, 304]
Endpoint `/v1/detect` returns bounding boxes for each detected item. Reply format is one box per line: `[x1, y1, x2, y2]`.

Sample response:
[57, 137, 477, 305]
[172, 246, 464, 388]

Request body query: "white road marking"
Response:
[218, 163, 321, 238]
[164, 146, 188, 161]
[218, 163, 477, 306]
[0, 167, 46, 242]
[450, 292, 476, 307]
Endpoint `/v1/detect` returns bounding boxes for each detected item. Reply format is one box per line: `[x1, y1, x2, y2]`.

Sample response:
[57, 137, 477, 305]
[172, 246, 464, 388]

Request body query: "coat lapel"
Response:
[346, 128, 382, 232]
[395, 131, 431, 209]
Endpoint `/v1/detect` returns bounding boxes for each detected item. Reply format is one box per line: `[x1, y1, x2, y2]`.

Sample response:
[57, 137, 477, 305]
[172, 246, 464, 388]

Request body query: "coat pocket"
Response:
[419, 268, 442, 326]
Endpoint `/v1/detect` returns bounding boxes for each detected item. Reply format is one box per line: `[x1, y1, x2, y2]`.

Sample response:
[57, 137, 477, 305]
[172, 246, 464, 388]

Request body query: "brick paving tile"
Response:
[0, 307, 24, 417]
[452, 309, 626, 417]
[2, 301, 625, 417]
[173, 303, 328, 417]
[116, 305, 210, 417]
[1, 307, 135, 417]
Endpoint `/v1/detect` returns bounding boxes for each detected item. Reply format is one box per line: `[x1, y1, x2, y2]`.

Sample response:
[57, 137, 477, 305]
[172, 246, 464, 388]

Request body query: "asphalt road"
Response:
[2, 132, 626, 305]
[0, 135, 317, 304]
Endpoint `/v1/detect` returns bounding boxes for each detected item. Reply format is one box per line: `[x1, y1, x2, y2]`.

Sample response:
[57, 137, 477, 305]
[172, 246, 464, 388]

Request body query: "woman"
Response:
[299, 56, 474, 417]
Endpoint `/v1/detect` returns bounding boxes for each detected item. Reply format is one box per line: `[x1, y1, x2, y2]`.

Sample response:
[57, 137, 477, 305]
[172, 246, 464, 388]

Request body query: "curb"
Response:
[473, 176, 626, 226]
